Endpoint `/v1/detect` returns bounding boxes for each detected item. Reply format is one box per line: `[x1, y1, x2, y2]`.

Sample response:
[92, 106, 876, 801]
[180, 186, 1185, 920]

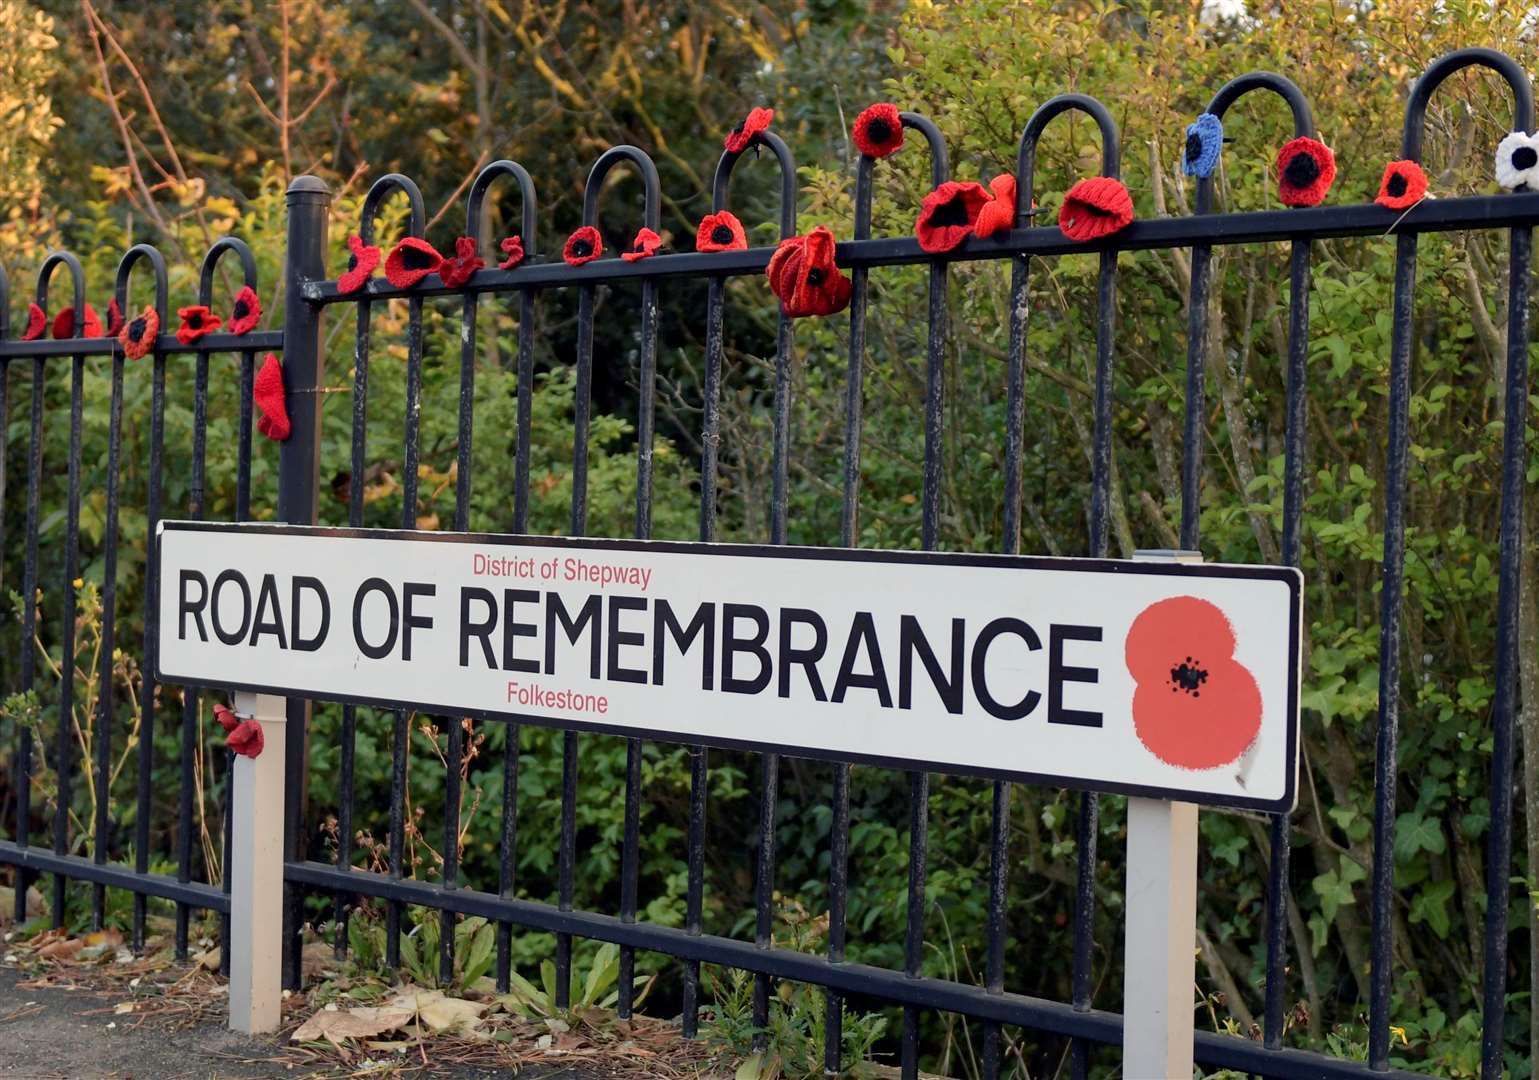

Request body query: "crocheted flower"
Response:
[212, 703, 240, 733]
[915, 180, 990, 253]
[227, 718, 265, 758]
[1059, 176, 1134, 242]
[1276, 137, 1336, 207]
[853, 103, 904, 158]
[1125, 595, 1261, 770]
[228, 286, 261, 336]
[338, 234, 381, 294]
[498, 235, 526, 270]
[695, 211, 747, 253]
[439, 236, 484, 288]
[105, 298, 124, 338]
[973, 174, 1019, 240]
[119, 306, 159, 360]
[766, 225, 852, 318]
[52, 304, 103, 339]
[1495, 131, 1539, 191]
[1182, 113, 1223, 179]
[384, 237, 444, 289]
[1375, 160, 1428, 210]
[19, 302, 45, 341]
[254, 352, 290, 442]
[621, 227, 662, 262]
[563, 226, 603, 266]
[725, 106, 773, 154]
[175, 305, 223, 346]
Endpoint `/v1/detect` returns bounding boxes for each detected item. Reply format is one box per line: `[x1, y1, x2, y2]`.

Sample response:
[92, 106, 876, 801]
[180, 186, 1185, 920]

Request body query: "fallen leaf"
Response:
[195, 947, 221, 971]
[387, 988, 488, 1035]
[113, 1002, 135, 1015]
[291, 1004, 413, 1046]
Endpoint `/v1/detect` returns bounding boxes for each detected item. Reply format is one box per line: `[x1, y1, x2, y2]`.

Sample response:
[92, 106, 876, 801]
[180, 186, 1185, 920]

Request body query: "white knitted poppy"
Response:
[1495, 131, 1539, 190]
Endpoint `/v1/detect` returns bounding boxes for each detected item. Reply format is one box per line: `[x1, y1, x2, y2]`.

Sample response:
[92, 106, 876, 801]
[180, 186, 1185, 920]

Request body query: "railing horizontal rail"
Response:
[0, 330, 284, 359]
[0, 842, 230, 912]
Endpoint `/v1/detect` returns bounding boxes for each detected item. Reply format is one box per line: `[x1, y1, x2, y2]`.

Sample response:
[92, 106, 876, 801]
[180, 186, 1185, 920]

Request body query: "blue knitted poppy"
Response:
[1182, 113, 1223, 178]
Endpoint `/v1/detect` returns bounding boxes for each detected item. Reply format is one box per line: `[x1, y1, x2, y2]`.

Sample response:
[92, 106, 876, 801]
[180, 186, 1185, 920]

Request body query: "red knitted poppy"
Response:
[440, 236, 484, 288]
[766, 225, 852, 318]
[696, 211, 747, 253]
[622, 228, 662, 262]
[227, 718, 264, 758]
[853, 103, 904, 158]
[255, 352, 290, 442]
[1276, 137, 1336, 208]
[973, 174, 1019, 240]
[1059, 176, 1134, 242]
[1375, 160, 1427, 211]
[915, 181, 990, 253]
[176, 305, 223, 346]
[52, 304, 104, 339]
[564, 226, 603, 266]
[119, 306, 159, 359]
[20, 303, 45, 341]
[725, 107, 773, 154]
[229, 286, 262, 335]
[338, 234, 381, 294]
[105, 298, 124, 338]
[212, 703, 240, 733]
[498, 235, 526, 270]
[384, 237, 444, 289]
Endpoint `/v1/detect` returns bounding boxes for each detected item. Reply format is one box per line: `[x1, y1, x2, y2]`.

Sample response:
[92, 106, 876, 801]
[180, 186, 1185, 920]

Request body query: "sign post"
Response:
[227, 691, 287, 1034]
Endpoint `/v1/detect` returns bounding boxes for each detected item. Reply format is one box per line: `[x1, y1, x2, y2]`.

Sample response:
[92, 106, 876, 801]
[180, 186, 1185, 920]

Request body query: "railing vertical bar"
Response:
[13, 357, 43, 925]
[236, 351, 254, 521]
[132, 352, 166, 952]
[52, 352, 84, 929]
[92, 355, 125, 930]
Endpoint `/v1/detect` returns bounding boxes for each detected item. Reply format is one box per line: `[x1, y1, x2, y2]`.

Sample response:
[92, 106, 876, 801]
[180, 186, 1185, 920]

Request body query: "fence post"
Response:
[228, 692, 289, 1034]
[278, 174, 331, 989]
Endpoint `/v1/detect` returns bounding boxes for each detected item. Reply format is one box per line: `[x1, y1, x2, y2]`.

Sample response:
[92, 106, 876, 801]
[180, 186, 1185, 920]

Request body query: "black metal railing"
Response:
[4, 47, 1537, 1080]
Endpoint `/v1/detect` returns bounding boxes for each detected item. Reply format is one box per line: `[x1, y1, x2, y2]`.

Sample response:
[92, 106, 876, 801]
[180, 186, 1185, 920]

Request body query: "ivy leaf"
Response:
[1394, 811, 1446, 862]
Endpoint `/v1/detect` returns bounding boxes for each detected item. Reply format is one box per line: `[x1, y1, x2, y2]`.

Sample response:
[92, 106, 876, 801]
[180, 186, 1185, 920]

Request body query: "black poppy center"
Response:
[806, 268, 825, 287]
[402, 246, 437, 271]
[711, 224, 734, 245]
[1512, 146, 1538, 171]
[928, 195, 974, 229]
[346, 253, 358, 273]
[1077, 199, 1115, 218]
[187, 312, 205, 329]
[1283, 152, 1321, 189]
[1386, 173, 1408, 198]
[1185, 131, 1204, 163]
[128, 317, 147, 341]
[234, 299, 250, 319]
[571, 239, 592, 259]
[868, 118, 894, 144]
[1169, 656, 1208, 697]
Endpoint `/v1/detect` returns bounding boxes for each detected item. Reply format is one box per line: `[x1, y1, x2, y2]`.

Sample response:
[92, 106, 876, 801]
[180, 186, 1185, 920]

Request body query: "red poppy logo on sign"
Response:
[1125, 596, 1262, 771]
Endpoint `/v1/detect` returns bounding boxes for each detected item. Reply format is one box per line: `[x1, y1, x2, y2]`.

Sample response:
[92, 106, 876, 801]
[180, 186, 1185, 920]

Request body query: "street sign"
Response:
[156, 521, 1301, 811]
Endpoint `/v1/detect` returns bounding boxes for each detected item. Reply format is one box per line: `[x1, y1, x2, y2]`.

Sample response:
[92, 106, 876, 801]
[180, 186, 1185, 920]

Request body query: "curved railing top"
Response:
[1401, 47, 1535, 161]
[1205, 71, 1314, 138]
[1016, 93, 1120, 223]
[851, 111, 949, 241]
[197, 237, 258, 307]
[581, 145, 661, 232]
[711, 130, 797, 239]
[114, 243, 169, 317]
[35, 251, 87, 328]
[359, 173, 427, 245]
[467, 159, 539, 256]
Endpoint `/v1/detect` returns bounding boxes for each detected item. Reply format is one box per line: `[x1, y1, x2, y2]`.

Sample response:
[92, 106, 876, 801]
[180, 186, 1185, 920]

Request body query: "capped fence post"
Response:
[278, 174, 331, 990]
[227, 692, 289, 1034]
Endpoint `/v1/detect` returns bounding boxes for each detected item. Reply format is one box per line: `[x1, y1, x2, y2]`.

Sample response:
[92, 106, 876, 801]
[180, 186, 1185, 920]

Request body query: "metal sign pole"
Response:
[227, 691, 288, 1034]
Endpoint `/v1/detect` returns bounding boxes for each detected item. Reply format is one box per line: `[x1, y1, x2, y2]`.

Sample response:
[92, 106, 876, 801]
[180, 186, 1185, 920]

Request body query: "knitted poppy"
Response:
[621, 227, 662, 263]
[1058, 176, 1134, 242]
[20, 303, 45, 341]
[105, 298, 124, 338]
[973, 174, 1019, 240]
[563, 226, 602, 266]
[766, 225, 852, 318]
[228, 286, 261, 336]
[384, 237, 444, 289]
[338, 234, 381, 294]
[52, 304, 103, 339]
[1494, 131, 1539, 191]
[227, 718, 264, 759]
[1275, 137, 1336, 207]
[440, 236, 484, 288]
[1375, 160, 1428, 211]
[725, 106, 773, 154]
[176, 305, 223, 346]
[1182, 113, 1223, 179]
[498, 235, 526, 270]
[696, 211, 747, 253]
[254, 352, 290, 442]
[853, 102, 904, 159]
[915, 180, 990, 253]
[119, 306, 158, 359]
[212, 703, 240, 733]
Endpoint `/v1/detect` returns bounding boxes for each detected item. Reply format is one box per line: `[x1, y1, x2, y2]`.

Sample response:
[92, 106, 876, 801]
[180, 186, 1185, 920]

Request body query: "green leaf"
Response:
[1394, 811, 1446, 862]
